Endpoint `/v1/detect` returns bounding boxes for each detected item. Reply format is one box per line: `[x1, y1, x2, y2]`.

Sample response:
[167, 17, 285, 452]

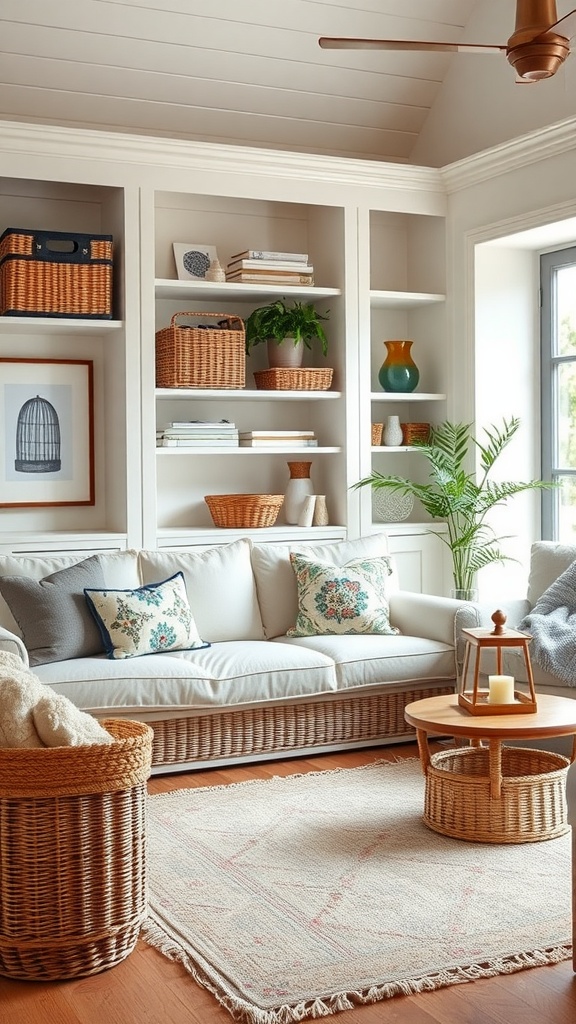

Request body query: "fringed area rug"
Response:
[142, 759, 572, 1024]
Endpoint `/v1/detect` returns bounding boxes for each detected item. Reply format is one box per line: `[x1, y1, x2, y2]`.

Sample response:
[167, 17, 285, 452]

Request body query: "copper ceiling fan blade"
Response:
[318, 37, 506, 54]
[535, 6, 576, 39]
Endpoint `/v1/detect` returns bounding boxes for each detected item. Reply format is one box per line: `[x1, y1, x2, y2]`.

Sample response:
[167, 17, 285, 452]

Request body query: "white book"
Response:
[168, 421, 236, 430]
[227, 259, 314, 273]
[239, 439, 319, 447]
[239, 430, 315, 438]
[225, 272, 314, 285]
[162, 433, 239, 441]
[229, 249, 308, 263]
[159, 438, 239, 447]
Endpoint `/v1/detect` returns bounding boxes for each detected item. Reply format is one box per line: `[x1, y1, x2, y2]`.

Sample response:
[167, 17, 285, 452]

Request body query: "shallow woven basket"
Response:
[253, 367, 333, 391]
[155, 311, 246, 388]
[424, 745, 570, 844]
[205, 493, 284, 528]
[0, 719, 153, 981]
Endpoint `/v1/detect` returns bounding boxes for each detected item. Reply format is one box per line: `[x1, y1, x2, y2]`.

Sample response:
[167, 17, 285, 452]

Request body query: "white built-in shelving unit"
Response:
[0, 123, 449, 591]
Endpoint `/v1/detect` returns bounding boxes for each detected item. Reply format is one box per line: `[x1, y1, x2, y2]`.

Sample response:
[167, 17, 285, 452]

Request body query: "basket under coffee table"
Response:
[404, 693, 576, 844]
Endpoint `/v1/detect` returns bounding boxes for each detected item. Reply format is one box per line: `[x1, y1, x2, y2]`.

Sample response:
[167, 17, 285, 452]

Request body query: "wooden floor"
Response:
[1, 742, 575, 1024]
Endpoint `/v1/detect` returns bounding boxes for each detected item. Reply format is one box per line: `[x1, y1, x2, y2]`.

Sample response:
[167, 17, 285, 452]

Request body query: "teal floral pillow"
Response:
[84, 572, 209, 660]
[286, 553, 399, 637]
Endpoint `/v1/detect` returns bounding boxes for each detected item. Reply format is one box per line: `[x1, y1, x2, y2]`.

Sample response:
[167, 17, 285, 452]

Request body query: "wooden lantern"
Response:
[458, 609, 538, 715]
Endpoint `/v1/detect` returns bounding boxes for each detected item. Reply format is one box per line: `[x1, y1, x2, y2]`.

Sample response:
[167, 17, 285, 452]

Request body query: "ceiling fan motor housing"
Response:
[506, 34, 570, 79]
[507, 0, 570, 79]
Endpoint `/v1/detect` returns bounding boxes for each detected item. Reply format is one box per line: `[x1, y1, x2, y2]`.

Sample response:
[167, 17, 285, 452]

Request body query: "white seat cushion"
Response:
[34, 641, 337, 712]
[273, 634, 456, 688]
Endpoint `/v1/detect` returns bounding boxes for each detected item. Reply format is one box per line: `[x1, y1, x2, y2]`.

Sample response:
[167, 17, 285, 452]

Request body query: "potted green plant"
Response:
[245, 298, 329, 368]
[354, 417, 554, 599]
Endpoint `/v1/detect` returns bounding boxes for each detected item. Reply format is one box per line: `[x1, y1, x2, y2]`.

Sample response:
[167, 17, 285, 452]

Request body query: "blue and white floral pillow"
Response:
[84, 572, 209, 659]
[286, 553, 399, 637]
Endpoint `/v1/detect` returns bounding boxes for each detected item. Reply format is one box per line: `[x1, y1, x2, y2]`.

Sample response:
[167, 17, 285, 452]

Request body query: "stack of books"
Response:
[225, 250, 314, 286]
[239, 430, 318, 448]
[157, 420, 239, 448]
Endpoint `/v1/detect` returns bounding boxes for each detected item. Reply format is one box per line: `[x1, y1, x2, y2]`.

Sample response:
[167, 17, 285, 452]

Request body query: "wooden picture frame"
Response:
[0, 358, 95, 507]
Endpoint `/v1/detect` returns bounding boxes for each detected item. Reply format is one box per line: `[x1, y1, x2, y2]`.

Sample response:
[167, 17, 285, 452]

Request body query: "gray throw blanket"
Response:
[518, 558, 576, 685]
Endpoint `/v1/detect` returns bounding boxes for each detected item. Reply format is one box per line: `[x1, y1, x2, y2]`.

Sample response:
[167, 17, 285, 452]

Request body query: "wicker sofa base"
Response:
[144, 681, 455, 772]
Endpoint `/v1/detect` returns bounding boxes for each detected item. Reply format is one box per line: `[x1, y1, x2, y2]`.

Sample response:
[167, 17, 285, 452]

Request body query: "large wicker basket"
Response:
[0, 719, 153, 980]
[205, 493, 284, 528]
[155, 311, 245, 388]
[0, 227, 113, 318]
[424, 745, 570, 844]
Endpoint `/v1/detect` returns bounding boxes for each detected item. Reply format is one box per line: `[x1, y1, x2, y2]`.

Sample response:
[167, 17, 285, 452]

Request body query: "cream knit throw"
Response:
[0, 650, 112, 747]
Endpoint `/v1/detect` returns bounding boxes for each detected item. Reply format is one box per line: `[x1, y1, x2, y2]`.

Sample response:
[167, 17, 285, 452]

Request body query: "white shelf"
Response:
[157, 446, 341, 455]
[370, 392, 446, 402]
[156, 388, 342, 400]
[371, 445, 421, 453]
[370, 290, 445, 309]
[155, 279, 341, 302]
[0, 317, 123, 335]
[156, 524, 347, 546]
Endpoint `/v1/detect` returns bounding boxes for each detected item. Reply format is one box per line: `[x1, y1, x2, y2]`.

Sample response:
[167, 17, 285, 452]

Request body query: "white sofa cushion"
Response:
[138, 539, 265, 642]
[33, 641, 337, 711]
[274, 634, 456, 688]
[251, 533, 395, 639]
[0, 550, 140, 636]
[527, 541, 576, 607]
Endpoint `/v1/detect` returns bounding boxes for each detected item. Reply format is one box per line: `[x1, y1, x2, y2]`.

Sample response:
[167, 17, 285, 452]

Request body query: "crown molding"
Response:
[440, 115, 576, 193]
[0, 119, 445, 197]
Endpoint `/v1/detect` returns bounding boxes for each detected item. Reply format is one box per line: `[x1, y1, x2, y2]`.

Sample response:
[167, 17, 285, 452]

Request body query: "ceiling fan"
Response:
[319, 0, 576, 82]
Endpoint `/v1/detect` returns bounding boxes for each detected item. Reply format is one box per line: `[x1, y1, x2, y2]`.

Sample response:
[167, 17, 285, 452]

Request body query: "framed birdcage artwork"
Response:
[0, 358, 95, 507]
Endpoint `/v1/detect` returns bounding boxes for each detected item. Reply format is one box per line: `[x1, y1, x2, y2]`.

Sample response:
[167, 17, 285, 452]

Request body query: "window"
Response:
[540, 246, 576, 540]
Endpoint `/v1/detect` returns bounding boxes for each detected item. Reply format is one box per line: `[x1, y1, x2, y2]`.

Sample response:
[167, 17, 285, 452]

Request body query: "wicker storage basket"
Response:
[205, 493, 284, 528]
[424, 745, 570, 844]
[0, 719, 153, 980]
[0, 228, 113, 318]
[253, 367, 333, 391]
[401, 422, 430, 445]
[156, 311, 245, 388]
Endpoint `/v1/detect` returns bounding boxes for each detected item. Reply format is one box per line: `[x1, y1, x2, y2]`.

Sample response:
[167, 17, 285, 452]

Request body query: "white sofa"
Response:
[0, 533, 468, 774]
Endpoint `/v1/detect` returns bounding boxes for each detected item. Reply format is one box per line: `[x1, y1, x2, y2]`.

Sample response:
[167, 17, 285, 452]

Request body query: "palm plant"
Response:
[355, 417, 554, 595]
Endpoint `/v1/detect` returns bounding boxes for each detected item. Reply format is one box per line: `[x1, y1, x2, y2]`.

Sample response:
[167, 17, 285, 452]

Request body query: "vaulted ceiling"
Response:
[0, 1, 574, 165]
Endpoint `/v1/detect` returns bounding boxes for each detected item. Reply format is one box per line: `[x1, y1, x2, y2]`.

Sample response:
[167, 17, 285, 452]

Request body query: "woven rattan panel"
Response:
[148, 684, 454, 767]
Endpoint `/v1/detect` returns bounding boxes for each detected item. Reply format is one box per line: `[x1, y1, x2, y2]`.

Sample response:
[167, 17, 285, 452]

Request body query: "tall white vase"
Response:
[283, 461, 314, 524]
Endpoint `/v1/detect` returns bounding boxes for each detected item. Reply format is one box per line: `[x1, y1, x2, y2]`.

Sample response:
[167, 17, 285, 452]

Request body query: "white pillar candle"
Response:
[488, 675, 515, 704]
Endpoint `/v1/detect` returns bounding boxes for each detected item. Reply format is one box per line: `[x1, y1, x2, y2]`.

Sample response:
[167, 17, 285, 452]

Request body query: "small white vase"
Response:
[383, 415, 403, 446]
[205, 258, 225, 282]
[297, 495, 316, 527]
[312, 494, 329, 526]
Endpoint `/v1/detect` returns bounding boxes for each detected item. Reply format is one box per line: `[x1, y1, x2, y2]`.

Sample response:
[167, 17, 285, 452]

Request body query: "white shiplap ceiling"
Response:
[0, 0, 488, 162]
[7, 0, 575, 168]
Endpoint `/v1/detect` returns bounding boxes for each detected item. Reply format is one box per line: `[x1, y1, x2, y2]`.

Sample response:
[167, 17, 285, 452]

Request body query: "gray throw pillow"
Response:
[0, 555, 107, 665]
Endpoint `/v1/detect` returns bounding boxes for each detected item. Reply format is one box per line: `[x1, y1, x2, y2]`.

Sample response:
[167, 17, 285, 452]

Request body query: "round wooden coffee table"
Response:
[404, 692, 576, 843]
